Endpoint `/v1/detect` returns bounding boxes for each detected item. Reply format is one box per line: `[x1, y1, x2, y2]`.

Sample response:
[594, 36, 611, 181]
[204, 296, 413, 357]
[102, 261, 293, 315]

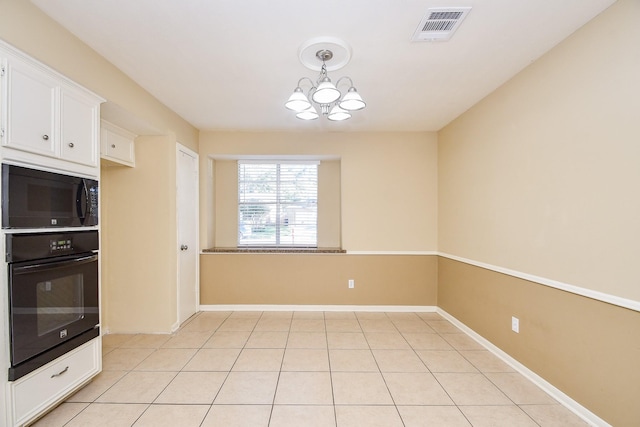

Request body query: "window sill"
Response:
[202, 247, 346, 254]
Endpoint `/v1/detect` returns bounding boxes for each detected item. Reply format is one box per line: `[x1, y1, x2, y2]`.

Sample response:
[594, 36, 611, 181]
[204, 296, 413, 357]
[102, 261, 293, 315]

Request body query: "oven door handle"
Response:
[12, 254, 98, 274]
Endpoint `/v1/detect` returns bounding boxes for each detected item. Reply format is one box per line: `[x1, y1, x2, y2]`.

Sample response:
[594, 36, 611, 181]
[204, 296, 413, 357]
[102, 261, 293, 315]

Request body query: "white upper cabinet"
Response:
[61, 89, 99, 166]
[0, 42, 103, 175]
[3, 58, 57, 157]
[100, 120, 136, 167]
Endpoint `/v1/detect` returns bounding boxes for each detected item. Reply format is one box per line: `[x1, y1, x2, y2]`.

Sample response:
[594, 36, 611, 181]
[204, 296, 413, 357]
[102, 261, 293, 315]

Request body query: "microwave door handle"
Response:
[77, 180, 89, 222]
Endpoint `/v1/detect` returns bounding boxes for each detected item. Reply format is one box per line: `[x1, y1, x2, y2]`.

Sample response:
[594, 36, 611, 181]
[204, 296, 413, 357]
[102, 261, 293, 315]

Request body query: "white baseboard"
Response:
[170, 321, 181, 333]
[199, 304, 437, 313]
[436, 308, 611, 427]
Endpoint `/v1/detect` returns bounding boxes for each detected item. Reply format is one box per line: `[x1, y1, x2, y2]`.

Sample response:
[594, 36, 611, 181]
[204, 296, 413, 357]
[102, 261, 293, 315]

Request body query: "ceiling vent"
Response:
[412, 7, 472, 42]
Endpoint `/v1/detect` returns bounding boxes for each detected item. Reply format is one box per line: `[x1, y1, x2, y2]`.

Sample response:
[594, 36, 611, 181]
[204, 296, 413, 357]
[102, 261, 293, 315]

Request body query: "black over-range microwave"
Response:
[2, 164, 99, 229]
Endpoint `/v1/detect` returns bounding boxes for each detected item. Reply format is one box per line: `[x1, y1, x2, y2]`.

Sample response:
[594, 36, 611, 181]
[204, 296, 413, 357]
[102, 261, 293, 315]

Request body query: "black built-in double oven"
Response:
[2, 164, 100, 380]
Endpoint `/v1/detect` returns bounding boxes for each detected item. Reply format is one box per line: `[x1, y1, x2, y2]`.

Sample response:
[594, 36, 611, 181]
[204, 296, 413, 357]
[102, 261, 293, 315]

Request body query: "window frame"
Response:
[237, 160, 319, 248]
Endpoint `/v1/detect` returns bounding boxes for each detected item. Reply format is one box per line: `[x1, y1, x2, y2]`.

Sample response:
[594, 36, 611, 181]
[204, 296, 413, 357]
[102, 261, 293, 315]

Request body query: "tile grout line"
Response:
[396, 313, 463, 425]
[138, 311, 229, 426]
[266, 311, 293, 426]
[322, 311, 338, 427]
[472, 358, 544, 427]
[194, 310, 234, 426]
[379, 312, 408, 427]
[436, 327, 542, 426]
[426, 326, 476, 427]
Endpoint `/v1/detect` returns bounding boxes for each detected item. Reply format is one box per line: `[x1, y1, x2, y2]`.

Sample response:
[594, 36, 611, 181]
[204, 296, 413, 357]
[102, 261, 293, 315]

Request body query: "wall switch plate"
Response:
[511, 316, 520, 333]
[348, 279, 355, 289]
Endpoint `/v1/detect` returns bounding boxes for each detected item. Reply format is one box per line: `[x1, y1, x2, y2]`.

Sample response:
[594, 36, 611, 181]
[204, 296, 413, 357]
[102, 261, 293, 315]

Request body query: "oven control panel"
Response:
[5, 231, 99, 263]
[50, 239, 73, 253]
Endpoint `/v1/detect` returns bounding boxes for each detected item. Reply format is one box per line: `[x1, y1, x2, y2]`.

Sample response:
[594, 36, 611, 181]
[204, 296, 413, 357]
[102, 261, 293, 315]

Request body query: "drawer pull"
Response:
[68, 142, 75, 148]
[42, 134, 49, 140]
[111, 144, 116, 148]
[51, 366, 69, 378]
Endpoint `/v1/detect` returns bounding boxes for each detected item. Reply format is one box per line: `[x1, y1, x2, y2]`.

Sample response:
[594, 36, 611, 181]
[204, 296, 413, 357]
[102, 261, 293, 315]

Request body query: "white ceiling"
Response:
[32, 0, 616, 132]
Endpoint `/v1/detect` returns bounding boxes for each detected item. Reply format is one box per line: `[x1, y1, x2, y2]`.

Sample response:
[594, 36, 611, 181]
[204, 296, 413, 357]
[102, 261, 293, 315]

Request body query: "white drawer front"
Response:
[105, 131, 134, 163]
[11, 338, 101, 425]
[100, 120, 136, 167]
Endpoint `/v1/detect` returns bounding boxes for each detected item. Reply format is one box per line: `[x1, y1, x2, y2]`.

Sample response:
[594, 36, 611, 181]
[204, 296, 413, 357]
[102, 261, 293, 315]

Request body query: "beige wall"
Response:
[438, 1, 640, 425]
[201, 254, 437, 306]
[438, 0, 640, 303]
[199, 131, 438, 310]
[318, 160, 342, 248]
[438, 258, 640, 427]
[101, 136, 178, 333]
[212, 159, 239, 247]
[199, 131, 439, 251]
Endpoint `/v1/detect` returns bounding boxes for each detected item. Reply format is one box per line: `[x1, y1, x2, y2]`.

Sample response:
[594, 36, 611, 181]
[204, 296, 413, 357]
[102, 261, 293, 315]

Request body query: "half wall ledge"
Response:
[203, 247, 346, 254]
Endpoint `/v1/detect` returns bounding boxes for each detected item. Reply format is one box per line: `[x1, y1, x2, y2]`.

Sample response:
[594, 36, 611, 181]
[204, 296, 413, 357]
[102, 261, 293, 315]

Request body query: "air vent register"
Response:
[412, 7, 472, 42]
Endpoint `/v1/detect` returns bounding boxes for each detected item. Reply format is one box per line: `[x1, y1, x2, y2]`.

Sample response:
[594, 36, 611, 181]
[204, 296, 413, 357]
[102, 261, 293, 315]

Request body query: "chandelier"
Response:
[285, 49, 366, 121]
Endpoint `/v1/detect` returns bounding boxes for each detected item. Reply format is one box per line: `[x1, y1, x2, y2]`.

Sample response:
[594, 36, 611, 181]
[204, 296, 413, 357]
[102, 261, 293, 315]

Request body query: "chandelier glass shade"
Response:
[285, 49, 366, 121]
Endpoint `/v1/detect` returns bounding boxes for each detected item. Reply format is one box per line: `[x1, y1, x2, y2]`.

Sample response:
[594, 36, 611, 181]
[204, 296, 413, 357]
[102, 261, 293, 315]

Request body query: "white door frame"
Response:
[175, 142, 199, 329]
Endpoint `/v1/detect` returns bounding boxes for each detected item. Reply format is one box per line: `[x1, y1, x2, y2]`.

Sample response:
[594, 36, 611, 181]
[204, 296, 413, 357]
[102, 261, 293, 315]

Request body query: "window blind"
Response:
[238, 161, 318, 247]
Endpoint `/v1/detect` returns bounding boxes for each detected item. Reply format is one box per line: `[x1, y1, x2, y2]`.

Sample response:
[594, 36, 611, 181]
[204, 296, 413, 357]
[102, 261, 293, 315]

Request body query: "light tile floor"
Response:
[32, 311, 589, 427]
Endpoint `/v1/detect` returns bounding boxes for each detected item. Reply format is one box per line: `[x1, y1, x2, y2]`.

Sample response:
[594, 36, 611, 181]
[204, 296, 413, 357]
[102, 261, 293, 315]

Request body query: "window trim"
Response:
[237, 160, 319, 248]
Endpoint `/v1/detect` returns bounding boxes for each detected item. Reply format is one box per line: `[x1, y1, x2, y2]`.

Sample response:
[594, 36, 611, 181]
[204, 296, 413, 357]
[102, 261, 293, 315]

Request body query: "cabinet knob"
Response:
[42, 134, 49, 140]
[111, 144, 116, 148]
[68, 142, 74, 148]
[180, 244, 188, 251]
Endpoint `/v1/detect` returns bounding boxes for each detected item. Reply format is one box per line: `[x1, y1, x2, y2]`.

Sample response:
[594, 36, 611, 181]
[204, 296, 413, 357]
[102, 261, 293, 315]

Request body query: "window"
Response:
[238, 161, 318, 247]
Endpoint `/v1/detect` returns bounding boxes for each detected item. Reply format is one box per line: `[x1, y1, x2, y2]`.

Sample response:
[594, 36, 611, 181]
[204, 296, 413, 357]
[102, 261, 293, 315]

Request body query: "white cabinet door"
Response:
[5, 59, 57, 157]
[100, 121, 136, 167]
[61, 89, 98, 167]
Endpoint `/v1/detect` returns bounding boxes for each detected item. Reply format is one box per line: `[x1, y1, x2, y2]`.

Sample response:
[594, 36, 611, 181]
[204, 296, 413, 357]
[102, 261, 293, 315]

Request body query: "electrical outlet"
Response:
[511, 316, 520, 333]
[348, 279, 355, 289]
